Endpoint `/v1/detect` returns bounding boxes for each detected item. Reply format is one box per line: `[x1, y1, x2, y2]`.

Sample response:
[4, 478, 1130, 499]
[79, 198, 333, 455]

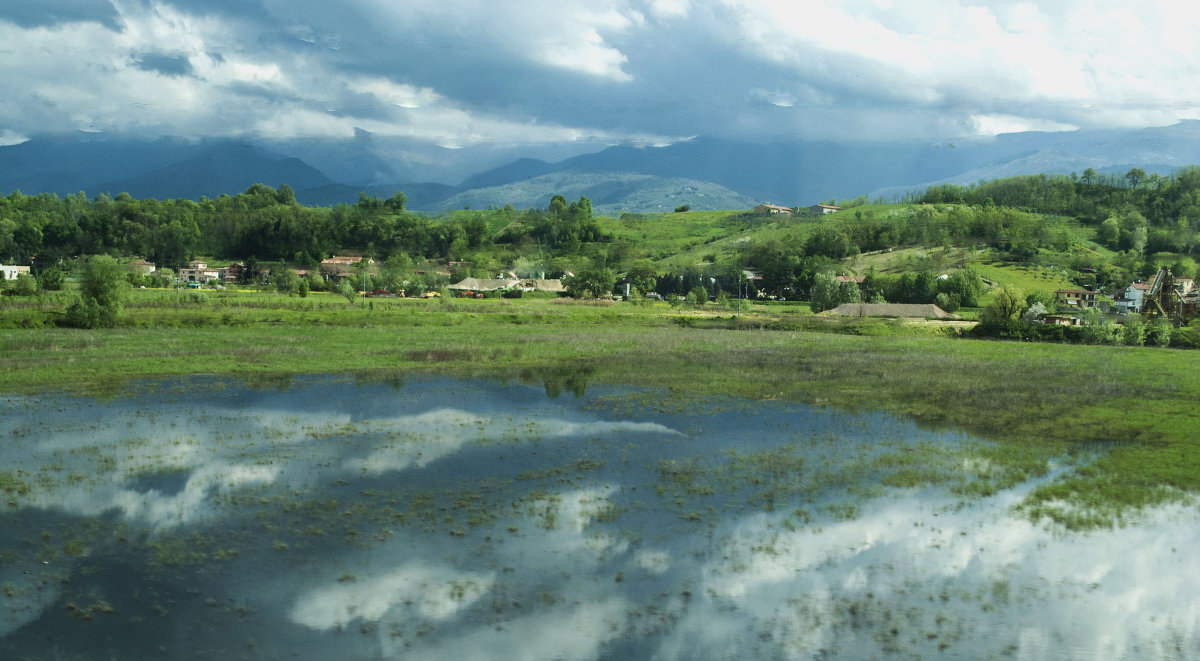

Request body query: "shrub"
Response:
[10, 273, 38, 297]
[38, 267, 65, 291]
[64, 256, 127, 328]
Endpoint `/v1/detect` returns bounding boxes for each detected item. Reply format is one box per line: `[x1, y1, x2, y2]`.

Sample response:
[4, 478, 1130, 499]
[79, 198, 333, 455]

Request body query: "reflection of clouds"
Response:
[636, 550, 672, 575]
[659, 490, 1200, 659]
[107, 463, 280, 528]
[342, 409, 489, 474]
[290, 564, 493, 631]
[27, 463, 279, 530]
[538, 420, 684, 439]
[0, 570, 60, 638]
[391, 599, 629, 661]
[344, 411, 683, 476]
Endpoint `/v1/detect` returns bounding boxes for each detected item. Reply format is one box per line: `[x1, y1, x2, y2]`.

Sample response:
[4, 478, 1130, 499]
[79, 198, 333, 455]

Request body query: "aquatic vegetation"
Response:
[1, 374, 1198, 659]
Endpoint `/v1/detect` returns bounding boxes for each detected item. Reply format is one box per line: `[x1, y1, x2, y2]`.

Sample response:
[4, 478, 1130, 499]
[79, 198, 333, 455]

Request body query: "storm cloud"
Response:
[0, 0, 1197, 147]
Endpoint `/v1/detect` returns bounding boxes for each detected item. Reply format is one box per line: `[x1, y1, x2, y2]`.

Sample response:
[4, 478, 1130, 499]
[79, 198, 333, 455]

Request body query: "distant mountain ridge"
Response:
[3, 121, 1200, 212]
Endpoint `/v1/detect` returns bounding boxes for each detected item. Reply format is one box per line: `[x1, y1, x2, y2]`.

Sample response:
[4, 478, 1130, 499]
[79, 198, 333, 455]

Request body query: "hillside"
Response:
[437, 172, 757, 213]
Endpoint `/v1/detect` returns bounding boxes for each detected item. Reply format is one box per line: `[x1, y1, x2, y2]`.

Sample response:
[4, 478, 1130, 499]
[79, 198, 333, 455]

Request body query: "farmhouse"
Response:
[0, 264, 30, 281]
[127, 260, 156, 275]
[1054, 289, 1098, 310]
[177, 260, 218, 283]
[754, 204, 793, 215]
[809, 204, 841, 214]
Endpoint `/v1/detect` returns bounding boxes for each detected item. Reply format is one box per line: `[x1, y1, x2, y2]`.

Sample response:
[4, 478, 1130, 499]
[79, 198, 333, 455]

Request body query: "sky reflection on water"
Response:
[1, 375, 1198, 659]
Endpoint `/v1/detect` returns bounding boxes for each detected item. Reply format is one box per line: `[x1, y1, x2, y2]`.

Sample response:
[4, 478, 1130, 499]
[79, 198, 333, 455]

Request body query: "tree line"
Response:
[0, 186, 598, 272]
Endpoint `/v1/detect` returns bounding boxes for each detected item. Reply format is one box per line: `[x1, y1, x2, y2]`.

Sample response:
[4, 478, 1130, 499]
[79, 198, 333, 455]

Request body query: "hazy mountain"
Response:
[438, 171, 757, 214]
[462, 121, 1200, 206]
[4, 121, 1200, 211]
[99, 143, 334, 200]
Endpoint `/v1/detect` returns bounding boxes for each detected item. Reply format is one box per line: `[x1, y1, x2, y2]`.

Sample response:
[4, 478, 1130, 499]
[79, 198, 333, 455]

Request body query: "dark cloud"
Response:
[0, 0, 121, 30]
[134, 53, 196, 78]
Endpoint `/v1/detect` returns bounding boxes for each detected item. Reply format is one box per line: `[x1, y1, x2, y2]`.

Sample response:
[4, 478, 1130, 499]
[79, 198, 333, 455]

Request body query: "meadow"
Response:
[2, 287, 1198, 529]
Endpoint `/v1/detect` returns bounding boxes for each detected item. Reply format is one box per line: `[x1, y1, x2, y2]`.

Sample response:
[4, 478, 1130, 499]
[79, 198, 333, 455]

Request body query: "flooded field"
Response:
[2, 374, 1198, 660]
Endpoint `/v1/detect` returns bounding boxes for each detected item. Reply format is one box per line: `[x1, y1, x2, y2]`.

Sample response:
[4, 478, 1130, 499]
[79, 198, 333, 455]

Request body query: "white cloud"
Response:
[971, 113, 1079, 136]
[2, 0, 1199, 144]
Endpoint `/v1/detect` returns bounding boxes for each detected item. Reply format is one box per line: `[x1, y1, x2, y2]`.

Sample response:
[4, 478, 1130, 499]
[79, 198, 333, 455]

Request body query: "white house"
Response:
[754, 204, 793, 215]
[0, 264, 30, 281]
[1114, 282, 1150, 314]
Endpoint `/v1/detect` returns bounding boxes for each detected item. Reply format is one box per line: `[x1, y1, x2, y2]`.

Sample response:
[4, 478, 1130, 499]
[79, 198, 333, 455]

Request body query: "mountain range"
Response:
[4, 121, 1200, 213]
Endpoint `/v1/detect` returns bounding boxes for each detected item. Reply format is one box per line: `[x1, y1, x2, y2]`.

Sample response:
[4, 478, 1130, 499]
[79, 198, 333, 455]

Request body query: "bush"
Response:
[935, 292, 960, 313]
[1147, 318, 1173, 347]
[10, 273, 38, 297]
[1120, 317, 1145, 346]
[64, 256, 127, 328]
[38, 267, 65, 291]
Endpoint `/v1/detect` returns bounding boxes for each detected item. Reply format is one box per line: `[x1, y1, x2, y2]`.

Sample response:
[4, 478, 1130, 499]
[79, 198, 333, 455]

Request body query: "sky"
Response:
[1, 0, 1199, 149]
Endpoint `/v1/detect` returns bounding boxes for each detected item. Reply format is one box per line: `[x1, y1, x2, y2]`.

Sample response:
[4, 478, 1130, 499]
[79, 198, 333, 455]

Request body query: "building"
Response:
[320, 256, 373, 279]
[127, 260, 156, 275]
[1054, 289, 1098, 310]
[0, 264, 31, 281]
[177, 260, 219, 283]
[218, 263, 244, 284]
[1113, 282, 1150, 314]
[809, 204, 842, 214]
[754, 204, 793, 215]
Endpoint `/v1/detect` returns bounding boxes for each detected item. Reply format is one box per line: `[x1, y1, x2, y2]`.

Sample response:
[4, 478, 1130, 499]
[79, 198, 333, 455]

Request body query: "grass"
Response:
[2, 289, 1199, 528]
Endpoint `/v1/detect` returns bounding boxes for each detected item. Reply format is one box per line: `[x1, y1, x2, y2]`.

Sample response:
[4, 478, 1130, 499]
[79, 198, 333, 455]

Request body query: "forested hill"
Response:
[2, 166, 1200, 301]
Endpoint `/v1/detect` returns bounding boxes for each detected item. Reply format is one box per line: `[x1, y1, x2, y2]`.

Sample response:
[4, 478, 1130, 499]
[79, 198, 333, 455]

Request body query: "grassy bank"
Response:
[2, 289, 1199, 528]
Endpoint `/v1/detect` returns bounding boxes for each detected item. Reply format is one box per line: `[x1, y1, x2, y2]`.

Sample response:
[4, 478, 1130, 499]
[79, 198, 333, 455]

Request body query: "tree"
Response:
[939, 268, 984, 307]
[385, 192, 407, 212]
[809, 272, 858, 313]
[38, 266, 65, 291]
[564, 265, 615, 298]
[274, 268, 299, 294]
[936, 292, 960, 313]
[1021, 301, 1046, 322]
[65, 255, 127, 328]
[1124, 168, 1147, 189]
[548, 194, 568, 220]
[1129, 225, 1148, 255]
[377, 253, 413, 292]
[981, 285, 1025, 325]
[335, 278, 357, 305]
[1025, 289, 1057, 313]
[1097, 216, 1121, 248]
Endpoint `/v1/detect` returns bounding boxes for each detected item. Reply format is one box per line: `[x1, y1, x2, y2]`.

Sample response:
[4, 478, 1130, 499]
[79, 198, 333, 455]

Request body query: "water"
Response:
[1, 374, 1197, 659]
